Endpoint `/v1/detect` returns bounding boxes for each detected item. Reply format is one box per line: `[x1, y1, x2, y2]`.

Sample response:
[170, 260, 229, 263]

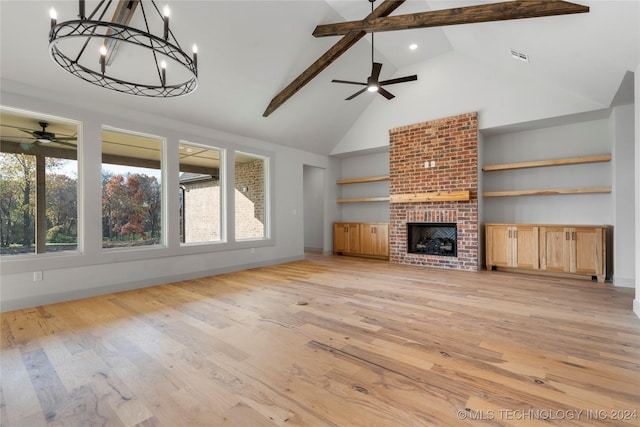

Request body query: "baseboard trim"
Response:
[612, 276, 635, 288]
[1, 255, 304, 312]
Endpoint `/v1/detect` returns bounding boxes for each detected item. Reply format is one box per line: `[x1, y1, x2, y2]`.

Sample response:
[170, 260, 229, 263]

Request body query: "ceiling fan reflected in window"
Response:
[19, 122, 77, 147]
[331, 0, 417, 101]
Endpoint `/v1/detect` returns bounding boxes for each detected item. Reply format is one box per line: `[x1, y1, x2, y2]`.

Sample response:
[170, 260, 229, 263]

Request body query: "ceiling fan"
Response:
[18, 122, 77, 147]
[332, 0, 417, 101]
[263, 0, 589, 116]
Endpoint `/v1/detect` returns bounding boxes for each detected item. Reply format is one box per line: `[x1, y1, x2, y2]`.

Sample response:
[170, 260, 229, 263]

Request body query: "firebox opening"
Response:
[407, 222, 457, 257]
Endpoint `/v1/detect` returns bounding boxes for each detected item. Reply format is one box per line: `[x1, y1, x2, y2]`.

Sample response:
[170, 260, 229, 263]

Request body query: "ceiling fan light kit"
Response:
[48, 0, 198, 98]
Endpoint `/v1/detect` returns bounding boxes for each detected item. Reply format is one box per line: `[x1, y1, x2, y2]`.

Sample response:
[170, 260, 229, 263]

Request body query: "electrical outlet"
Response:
[33, 271, 43, 281]
[424, 161, 429, 168]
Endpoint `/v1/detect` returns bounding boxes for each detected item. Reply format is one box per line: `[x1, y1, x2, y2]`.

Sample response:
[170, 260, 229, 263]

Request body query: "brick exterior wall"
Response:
[389, 112, 479, 271]
[184, 180, 221, 242]
[235, 159, 265, 239]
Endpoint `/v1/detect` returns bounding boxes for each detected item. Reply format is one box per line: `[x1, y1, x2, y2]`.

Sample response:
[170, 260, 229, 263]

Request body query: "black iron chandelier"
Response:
[48, 0, 198, 98]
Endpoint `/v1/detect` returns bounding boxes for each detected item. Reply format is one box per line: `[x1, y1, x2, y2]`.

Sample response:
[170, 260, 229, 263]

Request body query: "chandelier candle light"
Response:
[48, 0, 199, 97]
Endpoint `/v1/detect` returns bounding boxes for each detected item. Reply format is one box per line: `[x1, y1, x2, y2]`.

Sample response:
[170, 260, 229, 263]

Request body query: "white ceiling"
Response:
[0, 1, 637, 155]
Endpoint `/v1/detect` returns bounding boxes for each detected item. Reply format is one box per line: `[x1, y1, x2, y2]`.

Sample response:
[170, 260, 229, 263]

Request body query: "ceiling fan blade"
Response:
[379, 75, 418, 86]
[345, 88, 368, 100]
[52, 136, 77, 141]
[332, 79, 367, 86]
[313, 1, 589, 37]
[371, 62, 383, 81]
[378, 87, 395, 100]
[18, 128, 36, 136]
[52, 140, 77, 148]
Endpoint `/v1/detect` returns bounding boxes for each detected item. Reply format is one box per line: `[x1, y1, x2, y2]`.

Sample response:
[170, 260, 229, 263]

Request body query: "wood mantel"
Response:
[389, 190, 470, 203]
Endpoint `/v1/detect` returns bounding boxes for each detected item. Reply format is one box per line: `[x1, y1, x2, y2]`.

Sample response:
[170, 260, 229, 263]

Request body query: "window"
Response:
[102, 127, 163, 249]
[0, 109, 79, 256]
[179, 143, 223, 244]
[235, 152, 267, 240]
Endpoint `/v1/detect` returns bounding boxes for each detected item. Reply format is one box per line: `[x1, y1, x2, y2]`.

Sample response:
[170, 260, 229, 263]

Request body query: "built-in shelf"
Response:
[390, 190, 470, 203]
[482, 154, 611, 172]
[336, 175, 390, 185]
[336, 175, 389, 203]
[483, 187, 612, 197]
[337, 197, 390, 203]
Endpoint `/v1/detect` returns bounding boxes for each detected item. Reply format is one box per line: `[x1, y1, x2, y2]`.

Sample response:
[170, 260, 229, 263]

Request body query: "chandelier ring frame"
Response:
[49, 19, 198, 98]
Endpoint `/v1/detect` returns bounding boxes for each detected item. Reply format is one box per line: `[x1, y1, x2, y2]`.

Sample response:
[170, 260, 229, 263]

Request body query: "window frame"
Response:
[178, 140, 226, 246]
[0, 106, 83, 259]
[101, 125, 167, 252]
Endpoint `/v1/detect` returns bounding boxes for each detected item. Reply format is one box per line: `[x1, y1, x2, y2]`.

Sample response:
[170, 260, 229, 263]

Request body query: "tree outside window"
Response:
[102, 128, 163, 249]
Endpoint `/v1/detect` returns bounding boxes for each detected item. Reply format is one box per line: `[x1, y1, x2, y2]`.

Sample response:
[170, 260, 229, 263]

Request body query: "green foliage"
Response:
[46, 225, 76, 243]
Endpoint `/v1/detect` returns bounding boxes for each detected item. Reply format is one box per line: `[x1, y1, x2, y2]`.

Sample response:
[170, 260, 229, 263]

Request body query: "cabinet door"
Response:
[374, 223, 389, 257]
[359, 224, 389, 257]
[360, 224, 376, 255]
[514, 226, 539, 269]
[486, 225, 513, 268]
[540, 227, 571, 273]
[334, 223, 347, 254]
[572, 227, 605, 277]
[334, 223, 360, 254]
[346, 224, 360, 253]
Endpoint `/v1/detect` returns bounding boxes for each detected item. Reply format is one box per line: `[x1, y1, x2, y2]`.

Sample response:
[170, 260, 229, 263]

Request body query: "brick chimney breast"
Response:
[389, 112, 479, 270]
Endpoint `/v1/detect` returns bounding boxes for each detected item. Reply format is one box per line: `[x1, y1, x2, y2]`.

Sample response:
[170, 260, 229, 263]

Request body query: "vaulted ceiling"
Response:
[0, 1, 637, 155]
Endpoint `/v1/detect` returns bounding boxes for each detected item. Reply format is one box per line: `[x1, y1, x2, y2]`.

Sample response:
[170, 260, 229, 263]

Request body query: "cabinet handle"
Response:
[572, 231, 576, 241]
[514, 230, 517, 238]
[565, 231, 570, 240]
[508, 230, 512, 238]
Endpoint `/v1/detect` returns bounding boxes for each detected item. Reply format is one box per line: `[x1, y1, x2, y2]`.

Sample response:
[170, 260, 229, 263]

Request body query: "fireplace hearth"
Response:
[407, 222, 457, 257]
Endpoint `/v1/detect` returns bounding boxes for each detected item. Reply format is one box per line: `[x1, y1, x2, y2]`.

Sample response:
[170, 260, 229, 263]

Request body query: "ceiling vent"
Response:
[509, 48, 529, 63]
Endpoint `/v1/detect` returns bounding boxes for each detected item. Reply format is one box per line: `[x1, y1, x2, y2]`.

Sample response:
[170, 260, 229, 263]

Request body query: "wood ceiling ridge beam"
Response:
[312, 1, 589, 37]
[262, 0, 405, 117]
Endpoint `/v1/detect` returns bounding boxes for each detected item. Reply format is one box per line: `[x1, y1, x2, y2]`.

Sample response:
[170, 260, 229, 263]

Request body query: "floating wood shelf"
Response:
[483, 187, 612, 197]
[482, 154, 611, 172]
[390, 190, 470, 204]
[336, 175, 390, 185]
[337, 197, 390, 203]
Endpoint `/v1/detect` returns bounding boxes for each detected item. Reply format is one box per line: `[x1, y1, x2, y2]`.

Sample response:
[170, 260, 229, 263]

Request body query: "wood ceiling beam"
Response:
[312, 1, 589, 37]
[262, 0, 405, 117]
[104, 0, 140, 65]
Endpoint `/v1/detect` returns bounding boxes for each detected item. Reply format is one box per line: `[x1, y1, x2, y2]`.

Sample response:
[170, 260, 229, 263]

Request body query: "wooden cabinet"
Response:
[333, 223, 360, 255]
[334, 222, 389, 259]
[486, 225, 538, 270]
[360, 223, 389, 257]
[486, 223, 607, 282]
[539, 226, 605, 281]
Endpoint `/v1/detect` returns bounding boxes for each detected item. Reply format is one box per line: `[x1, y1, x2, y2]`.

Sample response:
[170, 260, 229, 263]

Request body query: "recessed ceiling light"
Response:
[409, 43, 418, 50]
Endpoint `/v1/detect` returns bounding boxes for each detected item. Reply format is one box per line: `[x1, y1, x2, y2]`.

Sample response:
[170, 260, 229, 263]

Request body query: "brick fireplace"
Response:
[389, 112, 478, 270]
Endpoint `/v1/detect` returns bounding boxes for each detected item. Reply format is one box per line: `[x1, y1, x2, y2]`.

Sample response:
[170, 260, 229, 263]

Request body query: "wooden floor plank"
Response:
[1, 253, 639, 426]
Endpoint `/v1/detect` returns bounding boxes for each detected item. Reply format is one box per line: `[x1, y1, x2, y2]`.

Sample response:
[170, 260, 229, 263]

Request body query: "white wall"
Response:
[635, 64, 640, 318]
[482, 118, 613, 225]
[337, 150, 390, 223]
[611, 104, 635, 287]
[0, 89, 340, 311]
[331, 51, 606, 156]
[303, 165, 325, 252]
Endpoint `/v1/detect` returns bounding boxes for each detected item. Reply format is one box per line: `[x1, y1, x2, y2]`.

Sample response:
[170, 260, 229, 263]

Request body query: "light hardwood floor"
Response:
[1, 254, 639, 426]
